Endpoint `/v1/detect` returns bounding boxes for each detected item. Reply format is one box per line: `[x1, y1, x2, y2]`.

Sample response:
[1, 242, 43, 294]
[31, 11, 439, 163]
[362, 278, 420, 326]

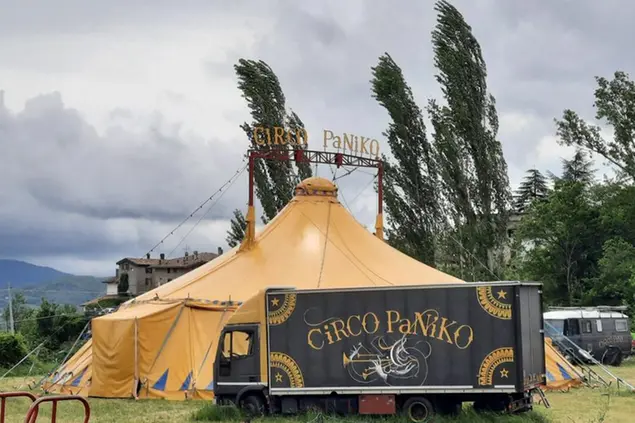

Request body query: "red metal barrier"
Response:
[0, 392, 38, 423]
[23, 395, 90, 423]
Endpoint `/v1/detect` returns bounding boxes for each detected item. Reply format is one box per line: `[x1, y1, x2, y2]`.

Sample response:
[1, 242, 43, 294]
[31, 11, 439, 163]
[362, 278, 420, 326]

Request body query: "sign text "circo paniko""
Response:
[253, 126, 308, 146]
[323, 130, 380, 158]
[252, 126, 380, 158]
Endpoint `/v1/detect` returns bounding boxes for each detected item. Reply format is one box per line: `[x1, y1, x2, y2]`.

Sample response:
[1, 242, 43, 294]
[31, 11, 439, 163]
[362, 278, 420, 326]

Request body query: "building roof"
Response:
[81, 294, 121, 306]
[102, 276, 118, 284]
[116, 252, 219, 269]
[544, 310, 629, 320]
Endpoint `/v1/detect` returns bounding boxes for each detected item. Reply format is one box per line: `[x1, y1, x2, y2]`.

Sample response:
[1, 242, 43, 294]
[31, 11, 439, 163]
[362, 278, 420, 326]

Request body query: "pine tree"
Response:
[370, 53, 441, 265]
[560, 149, 595, 185]
[427, 0, 512, 278]
[226, 59, 312, 246]
[513, 168, 549, 213]
[226, 209, 247, 247]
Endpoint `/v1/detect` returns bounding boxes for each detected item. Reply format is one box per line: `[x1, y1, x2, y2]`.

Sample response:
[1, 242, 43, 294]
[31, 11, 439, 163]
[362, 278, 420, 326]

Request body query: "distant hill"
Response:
[0, 259, 72, 288]
[0, 259, 107, 308]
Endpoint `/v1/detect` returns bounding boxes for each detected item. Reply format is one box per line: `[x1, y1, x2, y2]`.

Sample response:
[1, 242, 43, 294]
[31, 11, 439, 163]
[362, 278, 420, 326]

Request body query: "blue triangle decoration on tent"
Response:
[180, 371, 192, 391]
[546, 371, 554, 381]
[152, 369, 169, 391]
[205, 379, 214, 390]
[70, 368, 86, 387]
[556, 363, 572, 380]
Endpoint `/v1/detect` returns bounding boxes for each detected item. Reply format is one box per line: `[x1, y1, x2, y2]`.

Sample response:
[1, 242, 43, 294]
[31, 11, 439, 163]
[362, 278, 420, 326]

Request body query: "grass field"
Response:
[1, 361, 634, 423]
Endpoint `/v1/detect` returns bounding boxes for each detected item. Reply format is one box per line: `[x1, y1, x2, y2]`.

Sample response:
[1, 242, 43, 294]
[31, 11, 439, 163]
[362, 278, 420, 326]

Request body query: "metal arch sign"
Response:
[252, 126, 381, 159]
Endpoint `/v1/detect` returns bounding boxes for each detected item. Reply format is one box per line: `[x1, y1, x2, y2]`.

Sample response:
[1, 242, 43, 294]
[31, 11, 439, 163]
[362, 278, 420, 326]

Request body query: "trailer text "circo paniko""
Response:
[307, 309, 474, 351]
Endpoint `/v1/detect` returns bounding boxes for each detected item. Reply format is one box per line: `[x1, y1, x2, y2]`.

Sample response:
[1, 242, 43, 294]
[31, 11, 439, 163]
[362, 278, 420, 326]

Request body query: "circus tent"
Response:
[43, 177, 462, 399]
[43, 176, 582, 400]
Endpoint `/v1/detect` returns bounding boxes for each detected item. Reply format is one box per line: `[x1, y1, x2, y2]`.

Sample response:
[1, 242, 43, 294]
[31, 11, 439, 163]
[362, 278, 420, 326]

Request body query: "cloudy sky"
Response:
[0, 0, 629, 279]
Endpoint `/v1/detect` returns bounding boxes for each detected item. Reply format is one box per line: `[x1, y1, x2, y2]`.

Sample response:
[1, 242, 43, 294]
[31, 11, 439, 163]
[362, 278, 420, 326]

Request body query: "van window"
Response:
[595, 319, 603, 332]
[582, 320, 592, 333]
[615, 319, 629, 332]
[565, 319, 580, 336]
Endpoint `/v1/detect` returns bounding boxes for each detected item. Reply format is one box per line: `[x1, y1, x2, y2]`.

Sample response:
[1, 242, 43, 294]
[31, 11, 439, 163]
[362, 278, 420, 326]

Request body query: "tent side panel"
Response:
[42, 339, 93, 396]
[137, 304, 189, 399]
[91, 317, 136, 398]
[543, 338, 583, 391]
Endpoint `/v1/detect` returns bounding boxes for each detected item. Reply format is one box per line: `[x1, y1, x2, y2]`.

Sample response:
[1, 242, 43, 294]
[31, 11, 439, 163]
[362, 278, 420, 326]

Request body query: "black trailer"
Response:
[213, 281, 546, 421]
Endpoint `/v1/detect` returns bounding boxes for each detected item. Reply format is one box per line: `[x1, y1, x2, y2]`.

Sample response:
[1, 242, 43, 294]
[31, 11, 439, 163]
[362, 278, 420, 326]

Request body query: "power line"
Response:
[2, 288, 105, 294]
[7, 313, 85, 325]
[167, 165, 247, 257]
[143, 159, 248, 257]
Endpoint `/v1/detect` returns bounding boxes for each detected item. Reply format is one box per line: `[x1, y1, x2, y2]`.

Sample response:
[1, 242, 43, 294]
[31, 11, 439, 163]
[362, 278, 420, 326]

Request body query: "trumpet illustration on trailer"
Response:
[342, 335, 431, 385]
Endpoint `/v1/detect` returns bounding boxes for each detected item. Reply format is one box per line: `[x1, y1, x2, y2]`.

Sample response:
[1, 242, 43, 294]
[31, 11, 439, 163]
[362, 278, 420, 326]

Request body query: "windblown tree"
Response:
[427, 0, 512, 279]
[513, 168, 549, 213]
[370, 53, 441, 265]
[556, 71, 635, 182]
[226, 59, 312, 247]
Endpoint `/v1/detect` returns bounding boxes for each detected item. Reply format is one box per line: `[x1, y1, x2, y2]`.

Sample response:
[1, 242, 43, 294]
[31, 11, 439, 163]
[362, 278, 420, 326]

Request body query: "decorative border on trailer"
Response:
[476, 286, 512, 320]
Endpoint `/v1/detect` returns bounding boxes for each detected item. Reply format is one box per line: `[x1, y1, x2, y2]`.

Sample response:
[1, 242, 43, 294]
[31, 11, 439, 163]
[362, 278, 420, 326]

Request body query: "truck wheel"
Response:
[602, 347, 623, 366]
[240, 394, 265, 417]
[403, 397, 435, 422]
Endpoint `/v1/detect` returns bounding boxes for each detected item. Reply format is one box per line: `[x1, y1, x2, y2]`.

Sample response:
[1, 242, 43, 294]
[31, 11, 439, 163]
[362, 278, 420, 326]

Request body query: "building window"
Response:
[146, 267, 152, 274]
[167, 268, 171, 273]
[145, 278, 151, 286]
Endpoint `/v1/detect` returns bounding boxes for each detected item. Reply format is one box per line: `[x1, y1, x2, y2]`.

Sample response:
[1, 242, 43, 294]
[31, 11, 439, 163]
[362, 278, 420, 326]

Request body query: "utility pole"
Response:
[8, 282, 15, 334]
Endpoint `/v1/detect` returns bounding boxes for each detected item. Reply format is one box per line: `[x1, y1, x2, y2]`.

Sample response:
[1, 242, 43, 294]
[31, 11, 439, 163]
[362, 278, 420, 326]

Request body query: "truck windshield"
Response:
[545, 319, 564, 335]
[221, 330, 253, 358]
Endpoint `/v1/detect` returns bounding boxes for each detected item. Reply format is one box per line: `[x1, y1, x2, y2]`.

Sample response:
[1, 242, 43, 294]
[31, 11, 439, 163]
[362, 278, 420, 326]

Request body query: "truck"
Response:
[213, 281, 546, 421]
[543, 306, 632, 366]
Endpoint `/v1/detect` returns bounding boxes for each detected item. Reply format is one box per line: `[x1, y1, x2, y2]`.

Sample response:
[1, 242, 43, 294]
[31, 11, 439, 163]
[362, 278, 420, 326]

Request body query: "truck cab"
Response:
[213, 288, 282, 415]
[543, 306, 632, 366]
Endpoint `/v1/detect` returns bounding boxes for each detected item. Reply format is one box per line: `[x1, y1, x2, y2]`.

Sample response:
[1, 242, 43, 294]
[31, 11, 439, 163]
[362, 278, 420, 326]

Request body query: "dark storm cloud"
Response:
[0, 92, 249, 261]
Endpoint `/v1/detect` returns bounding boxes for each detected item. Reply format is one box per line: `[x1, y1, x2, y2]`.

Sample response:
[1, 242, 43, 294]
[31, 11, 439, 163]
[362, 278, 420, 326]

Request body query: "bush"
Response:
[0, 332, 28, 367]
[191, 404, 243, 422]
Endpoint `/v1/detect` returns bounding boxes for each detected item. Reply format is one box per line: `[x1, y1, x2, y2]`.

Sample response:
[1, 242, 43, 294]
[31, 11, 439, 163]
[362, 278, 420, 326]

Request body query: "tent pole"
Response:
[133, 318, 139, 399]
[375, 163, 384, 240]
[240, 151, 257, 251]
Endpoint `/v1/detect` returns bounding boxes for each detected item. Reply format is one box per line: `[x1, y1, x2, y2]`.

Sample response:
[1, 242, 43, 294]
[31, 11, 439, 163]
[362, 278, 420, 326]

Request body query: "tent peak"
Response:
[294, 177, 338, 198]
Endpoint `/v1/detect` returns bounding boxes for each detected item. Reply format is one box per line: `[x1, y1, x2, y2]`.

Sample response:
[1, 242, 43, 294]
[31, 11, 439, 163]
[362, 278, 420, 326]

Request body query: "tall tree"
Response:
[513, 168, 549, 213]
[515, 179, 601, 305]
[226, 59, 312, 246]
[427, 0, 512, 278]
[555, 71, 635, 181]
[370, 53, 441, 264]
[549, 149, 595, 185]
